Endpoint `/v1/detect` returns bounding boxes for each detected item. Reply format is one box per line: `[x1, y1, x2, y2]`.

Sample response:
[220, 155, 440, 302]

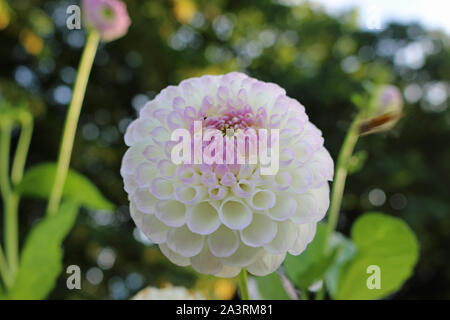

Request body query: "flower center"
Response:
[101, 6, 115, 21]
[201, 106, 265, 134]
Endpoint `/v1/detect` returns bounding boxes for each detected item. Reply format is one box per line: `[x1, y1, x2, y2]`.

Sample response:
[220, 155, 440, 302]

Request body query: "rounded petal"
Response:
[167, 226, 204, 258]
[186, 201, 221, 235]
[240, 214, 277, 247]
[191, 246, 222, 275]
[159, 243, 190, 267]
[141, 214, 170, 244]
[129, 202, 144, 225]
[290, 167, 313, 193]
[264, 220, 298, 254]
[267, 193, 297, 221]
[220, 242, 262, 267]
[246, 251, 286, 276]
[247, 189, 276, 211]
[207, 225, 239, 258]
[155, 200, 186, 227]
[288, 223, 317, 255]
[175, 185, 206, 205]
[150, 178, 174, 200]
[133, 187, 158, 214]
[219, 197, 253, 230]
[290, 193, 318, 224]
[214, 265, 241, 278]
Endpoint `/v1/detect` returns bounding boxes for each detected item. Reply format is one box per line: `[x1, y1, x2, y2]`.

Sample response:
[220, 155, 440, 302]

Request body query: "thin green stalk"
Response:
[315, 286, 325, 300]
[47, 31, 100, 216]
[302, 290, 309, 300]
[0, 122, 18, 282]
[238, 268, 250, 300]
[324, 113, 361, 252]
[11, 111, 33, 187]
[4, 194, 18, 280]
[0, 123, 12, 202]
[316, 112, 362, 300]
[4, 112, 33, 280]
[0, 244, 11, 289]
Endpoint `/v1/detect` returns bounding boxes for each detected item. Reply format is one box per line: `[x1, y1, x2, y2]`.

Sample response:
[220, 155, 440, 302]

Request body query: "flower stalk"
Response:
[11, 111, 33, 187]
[324, 112, 362, 251]
[0, 243, 10, 289]
[0, 121, 18, 283]
[238, 268, 250, 300]
[0, 108, 34, 289]
[314, 112, 362, 300]
[0, 121, 12, 288]
[47, 31, 100, 216]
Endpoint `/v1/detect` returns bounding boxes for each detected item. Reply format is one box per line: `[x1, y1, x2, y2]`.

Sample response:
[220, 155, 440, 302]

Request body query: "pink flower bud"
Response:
[82, 0, 131, 42]
[360, 85, 404, 135]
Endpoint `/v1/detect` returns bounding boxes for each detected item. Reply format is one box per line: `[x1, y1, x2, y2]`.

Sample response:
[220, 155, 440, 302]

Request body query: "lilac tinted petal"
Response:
[246, 251, 286, 276]
[208, 225, 239, 258]
[218, 197, 253, 230]
[155, 200, 186, 227]
[186, 201, 221, 235]
[167, 226, 204, 258]
[159, 243, 190, 267]
[191, 246, 222, 275]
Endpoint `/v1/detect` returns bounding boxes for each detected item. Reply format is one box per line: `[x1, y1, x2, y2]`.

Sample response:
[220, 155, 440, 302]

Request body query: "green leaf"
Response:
[17, 162, 114, 212]
[255, 272, 291, 300]
[283, 224, 338, 291]
[9, 202, 79, 299]
[335, 212, 419, 300]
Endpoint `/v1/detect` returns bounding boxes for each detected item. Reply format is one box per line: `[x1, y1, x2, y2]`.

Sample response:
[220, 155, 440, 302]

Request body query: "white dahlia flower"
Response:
[131, 286, 205, 300]
[121, 72, 333, 277]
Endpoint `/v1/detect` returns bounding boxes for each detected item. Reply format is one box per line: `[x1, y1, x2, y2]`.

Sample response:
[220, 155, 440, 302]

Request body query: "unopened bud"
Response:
[82, 0, 131, 42]
[360, 85, 403, 135]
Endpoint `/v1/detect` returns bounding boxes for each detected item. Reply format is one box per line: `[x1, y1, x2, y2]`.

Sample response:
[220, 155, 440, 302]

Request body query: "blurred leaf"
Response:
[17, 162, 114, 212]
[335, 212, 419, 300]
[255, 272, 291, 300]
[347, 150, 368, 174]
[283, 224, 339, 291]
[8, 202, 79, 299]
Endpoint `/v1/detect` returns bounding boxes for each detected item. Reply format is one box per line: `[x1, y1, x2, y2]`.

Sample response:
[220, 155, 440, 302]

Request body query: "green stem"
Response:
[11, 111, 33, 187]
[4, 194, 18, 280]
[316, 113, 362, 300]
[238, 268, 250, 300]
[324, 113, 362, 252]
[315, 285, 325, 300]
[0, 123, 12, 203]
[46, 31, 100, 216]
[0, 122, 18, 284]
[302, 290, 309, 300]
[0, 243, 11, 289]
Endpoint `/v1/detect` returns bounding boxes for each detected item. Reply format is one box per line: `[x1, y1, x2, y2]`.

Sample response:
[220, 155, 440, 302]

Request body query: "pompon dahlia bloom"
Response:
[131, 286, 205, 300]
[82, 0, 131, 42]
[121, 72, 333, 277]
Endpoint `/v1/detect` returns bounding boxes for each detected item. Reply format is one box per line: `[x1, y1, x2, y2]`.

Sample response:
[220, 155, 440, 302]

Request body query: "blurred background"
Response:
[0, 0, 449, 299]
